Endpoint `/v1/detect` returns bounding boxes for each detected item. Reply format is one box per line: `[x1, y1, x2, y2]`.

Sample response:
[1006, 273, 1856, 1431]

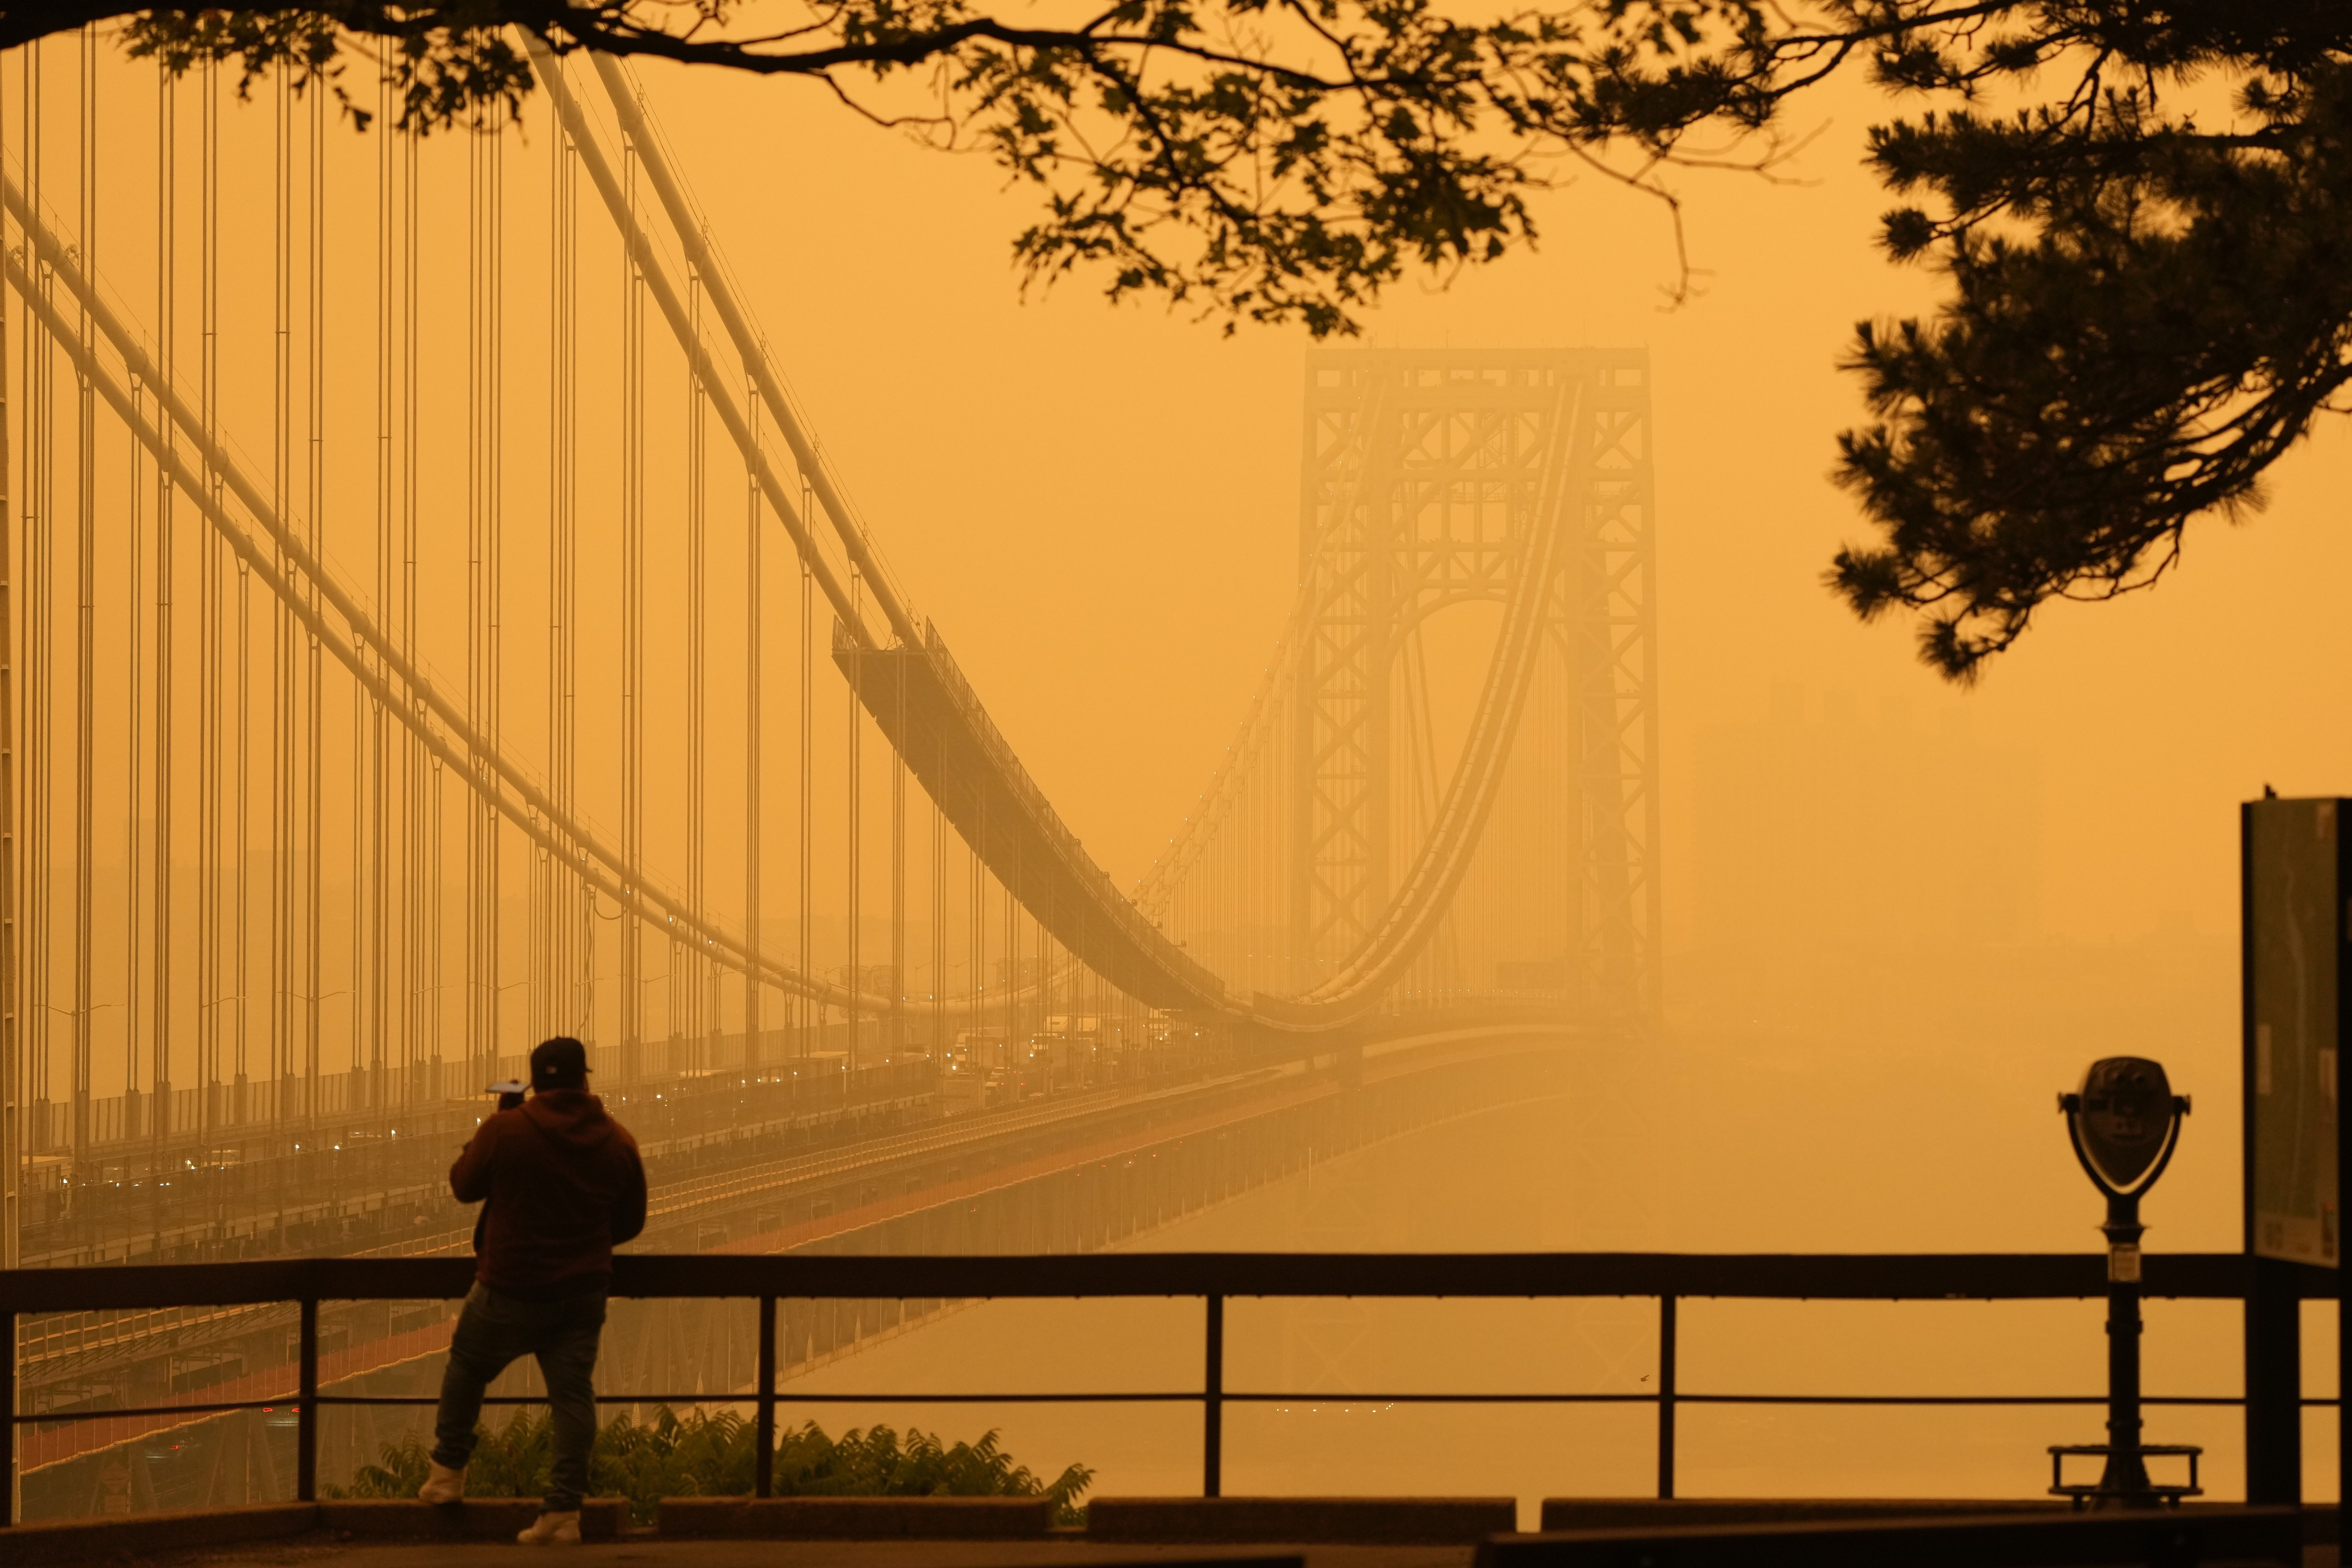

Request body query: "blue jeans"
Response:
[431, 1281, 607, 1512]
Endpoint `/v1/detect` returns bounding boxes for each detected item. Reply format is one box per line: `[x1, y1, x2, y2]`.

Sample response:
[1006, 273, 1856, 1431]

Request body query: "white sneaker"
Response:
[417, 1461, 466, 1505]
[517, 1511, 582, 1546]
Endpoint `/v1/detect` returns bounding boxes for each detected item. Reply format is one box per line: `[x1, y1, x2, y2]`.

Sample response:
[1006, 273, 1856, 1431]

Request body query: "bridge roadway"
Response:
[16, 1017, 1583, 1504]
[16, 1058, 944, 1270]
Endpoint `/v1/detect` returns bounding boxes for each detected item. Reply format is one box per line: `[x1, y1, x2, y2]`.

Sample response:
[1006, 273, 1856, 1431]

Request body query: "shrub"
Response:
[329, 1406, 1094, 1525]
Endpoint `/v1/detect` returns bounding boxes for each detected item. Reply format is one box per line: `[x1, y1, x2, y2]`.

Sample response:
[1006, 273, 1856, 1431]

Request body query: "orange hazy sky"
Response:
[623, 53, 2352, 953]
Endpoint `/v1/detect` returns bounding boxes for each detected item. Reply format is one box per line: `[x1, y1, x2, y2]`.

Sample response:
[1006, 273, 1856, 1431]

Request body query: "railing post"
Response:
[1656, 1293, 1677, 1501]
[297, 1297, 319, 1503]
[4, 1306, 17, 1526]
[1203, 1293, 1224, 1498]
[2243, 1255, 2301, 1504]
[755, 1295, 777, 1498]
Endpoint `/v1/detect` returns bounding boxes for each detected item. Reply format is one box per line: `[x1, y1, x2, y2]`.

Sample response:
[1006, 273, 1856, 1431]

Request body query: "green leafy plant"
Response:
[771, 1417, 1093, 1525]
[324, 1407, 556, 1502]
[328, 1405, 1093, 1525]
[331, 1431, 432, 1500]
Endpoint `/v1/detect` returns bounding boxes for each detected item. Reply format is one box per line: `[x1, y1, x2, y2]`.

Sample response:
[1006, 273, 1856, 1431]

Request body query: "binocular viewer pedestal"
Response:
[2051, 1059, 2199, 1511]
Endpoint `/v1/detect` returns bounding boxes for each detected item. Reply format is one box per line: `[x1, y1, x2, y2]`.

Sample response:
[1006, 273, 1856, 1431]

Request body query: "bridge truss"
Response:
[1289, 350, 1659, 1016]
[0, 36, 1661, 1271]
[1132, 351, 1660, 1027]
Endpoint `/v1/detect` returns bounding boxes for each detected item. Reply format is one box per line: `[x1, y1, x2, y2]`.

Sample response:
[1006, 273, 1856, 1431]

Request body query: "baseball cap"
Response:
[530, 1036, 592, 1090]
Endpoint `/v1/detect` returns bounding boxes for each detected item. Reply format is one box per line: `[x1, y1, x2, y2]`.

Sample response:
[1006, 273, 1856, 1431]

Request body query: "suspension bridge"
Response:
[0, 32, 1655, 1270]
[0, 39, 1657, 1497]
[0, 28, 1659, 1513]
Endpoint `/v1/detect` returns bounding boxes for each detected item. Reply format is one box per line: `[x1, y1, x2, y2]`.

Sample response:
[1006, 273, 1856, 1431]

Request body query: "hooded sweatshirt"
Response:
[450, 1088, 647, 1298]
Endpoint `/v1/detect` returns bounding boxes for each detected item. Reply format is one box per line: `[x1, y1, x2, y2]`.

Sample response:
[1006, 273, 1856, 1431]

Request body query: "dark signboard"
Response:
[2244, 797, 2347, 1266]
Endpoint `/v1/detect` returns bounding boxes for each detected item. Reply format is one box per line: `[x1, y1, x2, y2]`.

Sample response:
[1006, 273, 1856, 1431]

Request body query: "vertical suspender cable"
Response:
[528, 128, 546, 1050]
[846, 574, 860, 1068]
[305, 74, 324, 1125]
[891, 636, 904, 1056]
[21, 42, 50, 1190]
[469, 99, 488, 1077]
[196, 55, 218, 1140]
[555, 115, 579, 1044]
[0, 19, 15, 1281]
[743, 380, 761, 1069]
[367, 55, 390, 1107]
[405, 114, 428, 1098]
[469, 96, 504, 1084]
[480, 97, 495, 1081]
[797, 548, 811, 1054]
[969, 795, 982, 1045]
[231, 69, 253, 1123]
[234, 459, 250, 1110]
[153, 55, 174, 1148]
[931, 786, 943, 1052]
[487, 105, 504, 1078]
[525, 108, 546, 1049]
[544, 109, 579, 1042]
[559, 122, 581, 1046]
[686, 264, 706, 1074]
[270, 54, 290, 1123]
[122, 52, 144, 1169]
[234, 257, 254, 1122]
[71, 28, 93, 1179]
[620, 127, 644, 1082]
[699, 341, 719, 1074]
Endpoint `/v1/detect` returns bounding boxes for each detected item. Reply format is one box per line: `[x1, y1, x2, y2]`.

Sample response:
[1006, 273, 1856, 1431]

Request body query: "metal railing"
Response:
[2, 1250, 2338, 1524]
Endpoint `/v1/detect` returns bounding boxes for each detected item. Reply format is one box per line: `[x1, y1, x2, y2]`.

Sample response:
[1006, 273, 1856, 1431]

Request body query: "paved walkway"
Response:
[166, 1536, 1473, 1568]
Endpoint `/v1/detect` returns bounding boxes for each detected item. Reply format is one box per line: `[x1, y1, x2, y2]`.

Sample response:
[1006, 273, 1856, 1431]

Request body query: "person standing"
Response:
[418, 1037, 647, 1544]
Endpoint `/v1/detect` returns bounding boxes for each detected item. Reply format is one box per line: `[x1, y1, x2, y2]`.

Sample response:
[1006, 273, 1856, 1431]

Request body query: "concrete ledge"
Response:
[1, 1502, 318, 1564]
[1539, 1498, 2069, 1532]
[1479, 1505, 2305, 1568]
[657, 1495, 1056, 1539]
[1087, 1496, 1518, 1544]
[320, 1498, 629, 1540]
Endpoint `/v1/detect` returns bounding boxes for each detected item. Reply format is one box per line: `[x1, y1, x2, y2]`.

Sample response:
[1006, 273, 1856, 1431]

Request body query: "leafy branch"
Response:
[19, 1, 2352, 673]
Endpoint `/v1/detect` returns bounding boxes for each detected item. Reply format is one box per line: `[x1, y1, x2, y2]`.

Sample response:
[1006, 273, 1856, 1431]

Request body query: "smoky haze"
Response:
[9, 27, 2349, 1518]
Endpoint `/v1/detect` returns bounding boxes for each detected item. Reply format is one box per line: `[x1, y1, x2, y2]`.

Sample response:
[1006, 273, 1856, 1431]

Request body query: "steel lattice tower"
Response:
[1290, 347, 1662, 1026]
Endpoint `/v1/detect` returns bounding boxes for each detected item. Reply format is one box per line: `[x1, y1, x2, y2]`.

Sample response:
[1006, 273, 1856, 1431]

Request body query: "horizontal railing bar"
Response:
[4, 1251, 2333, 1312]
[1673, 1394, 2239, 1407]
[1229, 1392, 1656, 1404]
[315, 1395, 760, 1407]
[17, 1399, 297, 1423]
[312, 1393, 1205, 1407]
[275, 1401, 2333, 1410]
[20, 1390, 2332, 1424]
[715, 1401, 1656, 1410]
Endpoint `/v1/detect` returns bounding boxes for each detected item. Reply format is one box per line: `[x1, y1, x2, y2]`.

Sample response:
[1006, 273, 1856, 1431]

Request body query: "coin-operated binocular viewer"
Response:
[2050, 1057, 2196, 1508]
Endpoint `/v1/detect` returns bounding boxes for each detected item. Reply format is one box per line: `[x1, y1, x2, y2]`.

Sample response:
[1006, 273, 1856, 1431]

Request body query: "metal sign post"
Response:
[2240, 796, 2349, 1506]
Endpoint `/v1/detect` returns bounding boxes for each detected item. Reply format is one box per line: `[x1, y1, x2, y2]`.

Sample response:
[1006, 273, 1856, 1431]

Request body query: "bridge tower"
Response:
[1289, 348, 1661, 1027]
